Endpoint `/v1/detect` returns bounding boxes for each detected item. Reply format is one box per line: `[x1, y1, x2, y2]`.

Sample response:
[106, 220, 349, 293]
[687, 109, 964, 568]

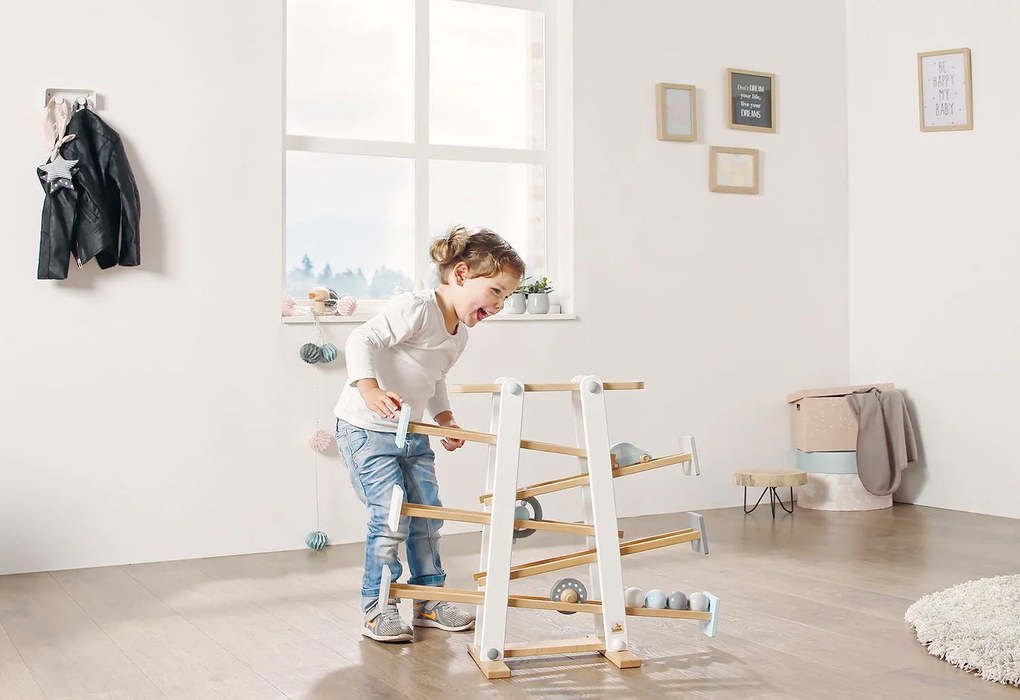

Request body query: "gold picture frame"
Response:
[655, 83, 697, 142]
[917, 48, 973, 132]
[709, 146, 759, 194]
[727, 68, 775, 133]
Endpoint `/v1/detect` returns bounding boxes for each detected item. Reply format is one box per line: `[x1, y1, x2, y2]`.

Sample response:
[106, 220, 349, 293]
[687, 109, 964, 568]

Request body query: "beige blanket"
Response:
[846, 388, 918, 496]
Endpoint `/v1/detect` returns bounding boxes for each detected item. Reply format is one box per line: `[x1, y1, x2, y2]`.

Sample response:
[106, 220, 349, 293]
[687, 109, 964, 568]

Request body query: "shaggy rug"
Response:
[905, 573, 1020, 686]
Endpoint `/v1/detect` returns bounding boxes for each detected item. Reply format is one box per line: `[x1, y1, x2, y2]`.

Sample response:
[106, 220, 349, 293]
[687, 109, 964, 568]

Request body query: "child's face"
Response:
[450, 265, 521, 327]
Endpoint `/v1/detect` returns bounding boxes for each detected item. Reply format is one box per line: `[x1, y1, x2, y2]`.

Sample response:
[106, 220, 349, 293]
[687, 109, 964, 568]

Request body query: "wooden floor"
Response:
[1, 504, 1018, 699]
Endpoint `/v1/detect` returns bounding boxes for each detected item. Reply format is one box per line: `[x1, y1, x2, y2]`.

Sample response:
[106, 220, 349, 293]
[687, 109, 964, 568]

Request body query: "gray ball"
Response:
[300, 343, 322, 364]
[688, 592, 710, 612]
[667, 591, 688, 610]
[487, 648, 499, 660]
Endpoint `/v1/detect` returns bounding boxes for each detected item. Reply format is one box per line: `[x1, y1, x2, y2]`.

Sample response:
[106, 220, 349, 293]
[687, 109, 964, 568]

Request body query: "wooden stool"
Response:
[733, 470, 808, 517]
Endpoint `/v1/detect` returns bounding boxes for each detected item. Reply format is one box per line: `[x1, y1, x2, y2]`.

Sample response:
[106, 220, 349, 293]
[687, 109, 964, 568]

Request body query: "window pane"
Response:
[429, 160, 546, 276]
[287, 0, 414, 141]
[430, 1, 545, 149]
[287, 152, 415, 299]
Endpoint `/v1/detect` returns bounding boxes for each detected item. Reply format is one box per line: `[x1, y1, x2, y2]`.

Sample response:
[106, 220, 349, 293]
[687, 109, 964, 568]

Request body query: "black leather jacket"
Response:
[37, 109, 141, 279]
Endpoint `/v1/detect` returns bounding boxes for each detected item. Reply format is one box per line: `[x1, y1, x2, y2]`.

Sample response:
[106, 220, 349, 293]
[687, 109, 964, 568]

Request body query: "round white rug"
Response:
[905, 573, 1020, 686]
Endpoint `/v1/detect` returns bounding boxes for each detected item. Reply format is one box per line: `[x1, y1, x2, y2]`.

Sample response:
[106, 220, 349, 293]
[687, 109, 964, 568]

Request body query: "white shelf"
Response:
[282, 313, 576, 325]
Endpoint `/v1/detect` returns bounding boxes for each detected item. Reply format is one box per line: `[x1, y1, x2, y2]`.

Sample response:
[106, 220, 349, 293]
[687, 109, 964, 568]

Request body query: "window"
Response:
[285, 0, 573, 312]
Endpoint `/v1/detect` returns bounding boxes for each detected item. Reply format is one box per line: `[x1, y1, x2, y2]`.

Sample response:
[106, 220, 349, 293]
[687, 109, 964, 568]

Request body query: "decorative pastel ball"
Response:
[319, 343, 338, 363]
[610, 639, 626, 652]
[644, 589, 667, 609]
[688, 592, 710, 612]
[624, 586, 645, 608]
[305, 530, 328, 550]
[338, 296, 357, 316]
[667, 591, 689, 610]
[281, 294, 297, 317]
[308, 429, 332, 453]
[514, 505, 531, 521]
[300, 343, 322, 364]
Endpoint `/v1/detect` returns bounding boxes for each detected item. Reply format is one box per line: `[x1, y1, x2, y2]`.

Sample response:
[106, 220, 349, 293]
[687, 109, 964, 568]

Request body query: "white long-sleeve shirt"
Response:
[335, 289, 468, 432]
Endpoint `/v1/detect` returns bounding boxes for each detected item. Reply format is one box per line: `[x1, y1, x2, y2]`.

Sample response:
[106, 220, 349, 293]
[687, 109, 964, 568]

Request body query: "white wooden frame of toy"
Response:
[381, 376, 719, 680]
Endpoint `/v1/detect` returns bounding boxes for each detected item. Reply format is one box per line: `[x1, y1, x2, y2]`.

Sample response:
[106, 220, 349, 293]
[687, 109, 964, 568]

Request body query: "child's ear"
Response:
[454, 262, 469, 286]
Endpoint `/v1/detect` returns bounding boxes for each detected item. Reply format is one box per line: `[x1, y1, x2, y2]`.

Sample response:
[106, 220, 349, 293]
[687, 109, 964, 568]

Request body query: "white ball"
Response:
[609, 639, 626, 652]
[623, 586, 645, 608]
[644, 589, 667, 609]
[688, 592, 710, 612]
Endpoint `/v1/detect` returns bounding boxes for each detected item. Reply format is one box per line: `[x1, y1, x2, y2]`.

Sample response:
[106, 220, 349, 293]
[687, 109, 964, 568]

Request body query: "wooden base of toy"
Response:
[469, 637, 642, 679]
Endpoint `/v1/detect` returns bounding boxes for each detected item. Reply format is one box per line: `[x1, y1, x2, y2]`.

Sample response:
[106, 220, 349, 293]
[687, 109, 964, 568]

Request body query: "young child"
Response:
[334, 225, 525, 643]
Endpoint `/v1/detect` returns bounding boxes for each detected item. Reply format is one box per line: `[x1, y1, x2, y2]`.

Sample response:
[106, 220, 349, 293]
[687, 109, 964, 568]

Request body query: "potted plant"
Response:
[524, 276, 554, 314]
[505, 276, 529, 314]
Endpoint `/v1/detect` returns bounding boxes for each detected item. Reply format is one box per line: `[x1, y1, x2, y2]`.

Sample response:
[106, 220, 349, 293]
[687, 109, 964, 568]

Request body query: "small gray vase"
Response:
[505, 292, 526, 314]
[527, 293, 550, 314]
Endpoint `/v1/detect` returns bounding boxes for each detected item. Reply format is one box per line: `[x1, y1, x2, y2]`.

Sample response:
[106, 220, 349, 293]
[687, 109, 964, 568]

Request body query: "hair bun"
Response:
[429, 224, 471, 265]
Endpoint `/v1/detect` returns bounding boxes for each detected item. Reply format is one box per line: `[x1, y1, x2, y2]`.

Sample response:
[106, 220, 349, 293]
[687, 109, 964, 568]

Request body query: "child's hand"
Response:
[360, 386, 403, 420]
[435, 413, 465, 451]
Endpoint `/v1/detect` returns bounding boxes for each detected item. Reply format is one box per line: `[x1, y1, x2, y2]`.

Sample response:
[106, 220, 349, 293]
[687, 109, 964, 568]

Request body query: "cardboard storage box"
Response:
[787, 383, 894, 452]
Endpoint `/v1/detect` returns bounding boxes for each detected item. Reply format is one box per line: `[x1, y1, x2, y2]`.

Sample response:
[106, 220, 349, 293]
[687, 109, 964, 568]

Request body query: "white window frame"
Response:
[283, 0, 574, 320]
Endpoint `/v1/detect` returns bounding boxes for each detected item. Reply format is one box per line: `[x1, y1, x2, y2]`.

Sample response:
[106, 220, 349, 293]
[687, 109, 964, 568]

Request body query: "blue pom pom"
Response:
[320, 343, 338, 363]
[305, 530, 328, 550]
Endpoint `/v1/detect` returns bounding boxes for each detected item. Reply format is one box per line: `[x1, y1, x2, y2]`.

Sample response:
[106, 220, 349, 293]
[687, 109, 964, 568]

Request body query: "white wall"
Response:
[847, 0, 1020, 519]
[0, 0, 850, 575]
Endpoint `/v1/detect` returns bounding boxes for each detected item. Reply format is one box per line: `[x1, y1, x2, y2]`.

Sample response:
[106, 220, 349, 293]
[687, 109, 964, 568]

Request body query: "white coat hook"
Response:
[44, 88, 97, 111]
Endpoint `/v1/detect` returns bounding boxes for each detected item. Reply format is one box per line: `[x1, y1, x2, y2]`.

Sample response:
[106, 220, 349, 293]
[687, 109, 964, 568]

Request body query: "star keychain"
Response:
[38, 154, 79, 192]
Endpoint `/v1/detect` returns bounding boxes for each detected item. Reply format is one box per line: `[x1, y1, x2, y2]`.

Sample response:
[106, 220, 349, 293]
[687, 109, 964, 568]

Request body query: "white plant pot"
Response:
[505, 292, 526, 314]
[527, 293, 550, 314]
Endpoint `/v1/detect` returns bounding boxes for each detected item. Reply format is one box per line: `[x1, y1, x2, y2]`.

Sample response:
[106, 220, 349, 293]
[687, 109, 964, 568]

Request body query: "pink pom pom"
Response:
[282, 294, 297, 317]
[338, 296, 357, 316]
[309, 429, 332, 453]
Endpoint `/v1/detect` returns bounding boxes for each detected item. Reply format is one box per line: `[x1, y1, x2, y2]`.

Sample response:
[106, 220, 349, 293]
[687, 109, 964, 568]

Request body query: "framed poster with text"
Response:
[727, 68, 775, 133]
[918, 48, 972, 132]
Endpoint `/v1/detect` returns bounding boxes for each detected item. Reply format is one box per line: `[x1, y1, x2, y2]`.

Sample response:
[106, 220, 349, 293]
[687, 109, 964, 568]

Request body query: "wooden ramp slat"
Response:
[399, 503, 622, 537]
[480, 452, 694, 505]
[408, 422, 586, 458]
[473, 528, 702, 583]
[450, 381, 644, 393]
[502, 637, 605, 658]
[389, 583, 712, 621]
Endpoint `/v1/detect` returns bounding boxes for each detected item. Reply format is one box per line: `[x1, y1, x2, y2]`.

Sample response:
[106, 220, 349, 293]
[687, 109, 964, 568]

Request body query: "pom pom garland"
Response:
[309, 429, 332, 453]
[305, 530, 328, 550]
[320, 343, 338, 363]
[338, 296, 357, 316]
[282, 294, 297, 316]
[300, 343, 322, 364]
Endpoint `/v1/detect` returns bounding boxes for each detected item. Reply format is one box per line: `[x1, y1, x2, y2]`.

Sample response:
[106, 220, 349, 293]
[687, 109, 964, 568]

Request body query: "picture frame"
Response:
[709, 146, 759, 194]
[917, 48, 973, 132]
[726, 68, 775, 133]
[655, 83, 697, 142]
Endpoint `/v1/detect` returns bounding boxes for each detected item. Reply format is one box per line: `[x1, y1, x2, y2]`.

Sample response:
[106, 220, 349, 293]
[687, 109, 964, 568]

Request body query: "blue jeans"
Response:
[335, 418, 446, 612]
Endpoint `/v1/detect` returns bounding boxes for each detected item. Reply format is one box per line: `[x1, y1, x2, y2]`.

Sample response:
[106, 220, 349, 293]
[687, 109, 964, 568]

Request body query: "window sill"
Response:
[282, 312, 576, 325]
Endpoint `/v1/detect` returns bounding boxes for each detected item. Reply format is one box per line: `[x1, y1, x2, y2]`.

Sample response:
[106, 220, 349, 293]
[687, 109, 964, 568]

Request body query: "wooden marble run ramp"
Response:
[383, 376, 718, 680]
[479, 451, 694, 506]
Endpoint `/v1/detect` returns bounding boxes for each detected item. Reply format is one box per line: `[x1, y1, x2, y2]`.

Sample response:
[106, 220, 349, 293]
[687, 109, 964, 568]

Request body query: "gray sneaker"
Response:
[363, 599, 413, 642]
[412, 600, 476, 631]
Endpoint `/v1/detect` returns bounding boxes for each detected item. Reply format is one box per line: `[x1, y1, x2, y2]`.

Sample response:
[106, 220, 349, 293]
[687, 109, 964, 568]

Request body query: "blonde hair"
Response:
[429, 225, 525, 282]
